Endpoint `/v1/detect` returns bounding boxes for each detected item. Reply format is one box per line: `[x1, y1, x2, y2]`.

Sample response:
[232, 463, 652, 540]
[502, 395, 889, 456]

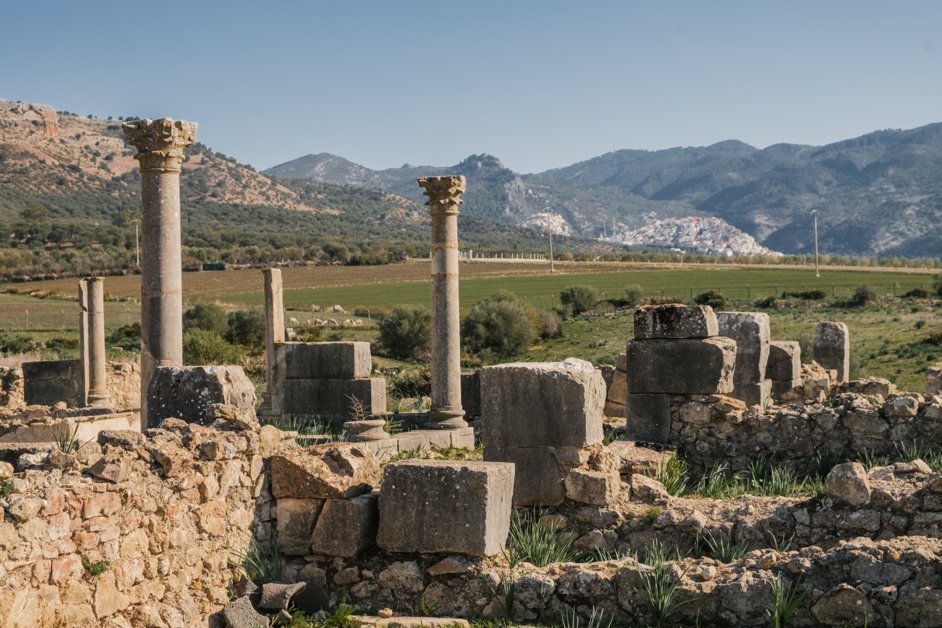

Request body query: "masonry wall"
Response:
[0, 420, 272, 627]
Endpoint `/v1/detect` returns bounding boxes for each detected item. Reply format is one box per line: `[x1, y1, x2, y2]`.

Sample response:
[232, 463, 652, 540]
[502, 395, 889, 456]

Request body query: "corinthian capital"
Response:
[418, 175, 466, 215]
[122, 118, 197, 172]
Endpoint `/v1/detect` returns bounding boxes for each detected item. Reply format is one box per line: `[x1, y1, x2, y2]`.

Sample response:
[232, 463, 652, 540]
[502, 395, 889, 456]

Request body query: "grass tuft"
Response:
[228, 539, 284, 585]
[766, 576, 808, 628]
[505, 510, 582, 568]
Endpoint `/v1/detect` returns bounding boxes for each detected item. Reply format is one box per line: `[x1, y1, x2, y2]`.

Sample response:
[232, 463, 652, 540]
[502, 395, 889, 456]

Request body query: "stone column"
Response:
[813, 321, 850, 383]
[262, 268, 285, 415]
[77, 279, 89, 406]
[85, 277, 111, 407]
[123, 118, 196, 426]
[419, 176, 466, 429]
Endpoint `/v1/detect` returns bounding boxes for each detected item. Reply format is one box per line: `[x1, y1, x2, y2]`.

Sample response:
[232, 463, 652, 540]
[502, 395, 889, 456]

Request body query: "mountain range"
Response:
[266, 124, 942, 258]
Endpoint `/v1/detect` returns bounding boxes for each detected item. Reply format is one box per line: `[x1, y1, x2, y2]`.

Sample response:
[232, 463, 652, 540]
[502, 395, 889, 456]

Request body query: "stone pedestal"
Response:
[419, 176, 466, 429]
[262, 268, 286, 415]
[123, 118, 196, 428]
[718, 312, 771, 408]
[814, 321, 850, 383]
[85, 277, 111, 407]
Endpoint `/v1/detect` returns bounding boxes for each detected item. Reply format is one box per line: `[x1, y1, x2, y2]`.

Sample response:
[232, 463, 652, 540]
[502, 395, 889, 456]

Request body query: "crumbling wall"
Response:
[0, 367, 25, 409]
[0, 417, 277, 627]
[106, 361, 141, 412]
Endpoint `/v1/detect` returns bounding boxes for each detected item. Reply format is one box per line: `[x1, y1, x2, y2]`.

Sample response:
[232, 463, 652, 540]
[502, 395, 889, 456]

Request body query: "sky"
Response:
[2, 1, 941, 174]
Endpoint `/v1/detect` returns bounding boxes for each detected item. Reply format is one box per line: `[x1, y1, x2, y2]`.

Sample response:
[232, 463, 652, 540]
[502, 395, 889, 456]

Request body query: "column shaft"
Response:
[263, 268, 285, 415]
[86, 277, 111, 406]
[78, 279, 89, 406]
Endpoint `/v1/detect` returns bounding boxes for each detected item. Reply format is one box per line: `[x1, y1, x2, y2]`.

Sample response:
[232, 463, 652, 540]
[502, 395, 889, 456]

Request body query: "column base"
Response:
[425, 407, 468, 430]
[87, 392, 113, 409]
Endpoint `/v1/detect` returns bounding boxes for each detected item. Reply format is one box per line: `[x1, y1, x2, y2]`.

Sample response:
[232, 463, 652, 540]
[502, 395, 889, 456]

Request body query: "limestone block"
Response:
[282, 341, 372, 380]
[625, 337, 736, 394]
[310, 493, 379, 557]
[276, 498, 324, 556]
[461, 371, 481, 418]
[377, 460, 514, 556]
[21, 359, 84, 407]
[484, 446, 567, 506]
[717, 312, 770, 384]
[813, 322, 850, 383]
[771, 378, 802, 399]
[826, 462, 871, 506]
[282, 378, 386, 416]
[270, 443, 380, 499]
[732, 379, 772, 408]
[633, 304, 718, 339]
[480, 358, 605, 449]
[146, 365, 256, 428]
[564, 467, 621, 506]
[625, 393, 672, 444]
[884, 395, 919, 417]
[928, 366, 942, 396]
[767, 341, 802, 382]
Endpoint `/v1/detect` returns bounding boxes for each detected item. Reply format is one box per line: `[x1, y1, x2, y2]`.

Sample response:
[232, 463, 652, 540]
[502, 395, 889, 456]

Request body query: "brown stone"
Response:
[310, 493, 379, 557]
[270, 443, 380, 499]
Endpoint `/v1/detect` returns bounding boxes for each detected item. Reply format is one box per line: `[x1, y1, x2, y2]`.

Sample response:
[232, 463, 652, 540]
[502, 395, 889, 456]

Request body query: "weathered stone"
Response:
[564, 467, 622, 506]
[814, 321, 850, 383]
[633, 304, 719, 339]
[270, 443, 380, 499]
[929, 366, 942, 396]
[377, 460, 514, 556]
[290, 579, 329, 614]
[85, 455, 128, 483]
[282, 377, 386, 416]
[626, 337, 736, 394]
[826, 462, 871, 506]
[351, 617, 470, 627]
[838, 377, 896, 399]
[811, 583, 872, 625]
[258, 581, 305, 611]
[625, 393, 672, 443]
[718, 312, 770, 380]
[460, 371, 481, 418]
[97, 430, 145, 450]
[884, 395, 920, 417]
[21, 359, 84, 407]
[209, 403, 260, 431]
[275, 498, 324, 556]
[310, 493, 378, 557]
[262, 268, 286, 416]
[0, 461, 12, 481]
[282, 341, 372, 380]
[767, 341, 801, 381]
[146, 366, 256, 428]
[222, 595, 268, 628]
[731, 379, 772, 408]
[480, 358, 605, 448]
[483, 446, 567, 506]
[630, 473, 670, 503]
[84, 277, 111, 407]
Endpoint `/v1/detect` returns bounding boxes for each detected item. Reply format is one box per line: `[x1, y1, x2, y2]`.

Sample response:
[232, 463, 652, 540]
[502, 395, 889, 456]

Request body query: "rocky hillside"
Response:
[268, 125, 942, 257]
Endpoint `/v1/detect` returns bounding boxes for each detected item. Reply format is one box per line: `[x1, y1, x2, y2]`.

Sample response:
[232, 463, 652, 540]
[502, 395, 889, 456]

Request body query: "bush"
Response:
[539, 310, 563, 339]
[0, 334, 39, 355]
[226, 309, 265, 347]
[378, 306, 431, 359]
[624, 284, 645, 305]
[385, 365, 431, 399]
[935, 275, 942, 298]
[848, 284, 877, 307]
[183, 329, 241, 365]
[108, 322, 141, 352]
[693, 290, 728, 309]
[903, 288, 929, 299]
[182, 303, 228, 336]
[785, 289, 826, 300]
[560, 285, 599, 316]
[462, 291, 535, 358]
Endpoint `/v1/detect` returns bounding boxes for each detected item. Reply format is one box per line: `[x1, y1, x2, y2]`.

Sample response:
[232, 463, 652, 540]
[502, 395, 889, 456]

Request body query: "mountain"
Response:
[267, 126, 942, 257]
[0, 98, 594, 277]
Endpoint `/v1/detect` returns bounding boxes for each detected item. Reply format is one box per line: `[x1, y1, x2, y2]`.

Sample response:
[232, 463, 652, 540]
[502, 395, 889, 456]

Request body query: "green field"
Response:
[1, 260, 939, 391]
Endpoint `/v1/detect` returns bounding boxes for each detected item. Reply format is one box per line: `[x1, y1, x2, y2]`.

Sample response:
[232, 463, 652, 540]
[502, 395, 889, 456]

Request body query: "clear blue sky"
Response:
[2, 1, 940, 174]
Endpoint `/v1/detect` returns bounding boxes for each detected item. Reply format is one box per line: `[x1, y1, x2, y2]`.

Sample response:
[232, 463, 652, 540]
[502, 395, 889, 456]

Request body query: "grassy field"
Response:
[1, 260, 939, 391]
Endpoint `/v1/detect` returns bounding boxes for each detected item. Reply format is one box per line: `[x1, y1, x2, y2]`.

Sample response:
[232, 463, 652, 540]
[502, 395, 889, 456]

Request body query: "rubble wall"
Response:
[0, 420, 274, 627]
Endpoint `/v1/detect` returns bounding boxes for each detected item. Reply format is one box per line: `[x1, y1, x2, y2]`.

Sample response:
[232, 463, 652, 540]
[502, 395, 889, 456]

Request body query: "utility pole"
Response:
[548, 225, 555, 273]
[811, 209, 820, 278]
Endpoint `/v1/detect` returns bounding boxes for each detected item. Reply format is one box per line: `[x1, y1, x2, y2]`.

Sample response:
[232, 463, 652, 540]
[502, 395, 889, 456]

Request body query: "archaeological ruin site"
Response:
[3, 118, 942, 628]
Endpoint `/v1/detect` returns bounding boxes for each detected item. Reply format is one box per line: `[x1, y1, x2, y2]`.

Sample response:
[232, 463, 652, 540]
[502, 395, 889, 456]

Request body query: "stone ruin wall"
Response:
[0, 361, 139, 414]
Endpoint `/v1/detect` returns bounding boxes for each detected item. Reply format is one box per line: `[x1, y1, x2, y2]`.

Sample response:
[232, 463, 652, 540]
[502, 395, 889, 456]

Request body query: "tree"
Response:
[378, 306, 431, 359]
[183, 303, 228, 336]
[462, 291, 535, 358]
[183, 329, 241, 365]
[560, 285, 599, 316]
[226, 309, 265, 347]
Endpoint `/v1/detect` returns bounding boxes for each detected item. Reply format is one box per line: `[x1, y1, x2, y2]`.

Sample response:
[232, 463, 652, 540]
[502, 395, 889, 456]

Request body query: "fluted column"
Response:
[85, 277, 111, 407]
[418, 175, 466, 429]
[123, 118, 196, 427]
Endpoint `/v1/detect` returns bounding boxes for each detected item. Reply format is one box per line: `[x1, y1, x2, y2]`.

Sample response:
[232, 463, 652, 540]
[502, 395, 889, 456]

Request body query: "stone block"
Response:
[377, 460, 514, 556]
[461, 371, 481, 418]
[564, 468, 621, 506]
[717, 312, 770, 384]
[480, 358, 605, 449]
[270, 443, 380, 499]
[282, 342, 372, 380]
[928, 366, 942, 396]
[625, 337, 736, 394]
[310, 493, 378, 557]
[276, 498, 324, 556]
[767, 341, 802, 382]
[814, 321, 850, 383]
[771, 378, 802, 399]
[625, 393, 672, 443]
[484, 446, 567, 506]
[731, 379, 772, 408]
[282, 378, 386, 417]
[633, 304, 718, 339]
[22, 359, 84, 407]
[826, 462, 871, 506]
[146, 365, 256, 428]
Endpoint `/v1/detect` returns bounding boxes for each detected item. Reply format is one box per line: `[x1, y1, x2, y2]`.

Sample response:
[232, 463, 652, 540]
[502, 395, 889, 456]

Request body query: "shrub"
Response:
[848, 284, 877, 307]
[902, 288, 929, 299]
[108, 322, 141, 352]
[226, 309, 265, 347]
[785, 289, 826, 300]
[386, 365, 431, 399]
[462, 291, 535, 358]
[0, 334, 39, 355]
[935, 275, 942, 298]
[182, 303, 228, 336]
[560, 285, 599, 316]
[538, 310, 563, 339]
[378, 306, 431, 359]
[693, 290, 727, 309]
[624, 284, 645, 305]
[183, 329, 241, 365]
